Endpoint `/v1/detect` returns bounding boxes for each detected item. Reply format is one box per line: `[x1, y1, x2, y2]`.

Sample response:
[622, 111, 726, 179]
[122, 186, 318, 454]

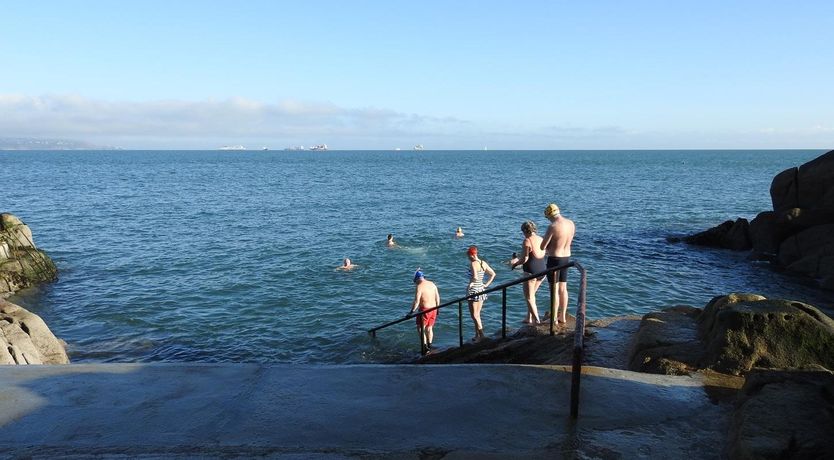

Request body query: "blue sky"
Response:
[1, 1, 832, 149]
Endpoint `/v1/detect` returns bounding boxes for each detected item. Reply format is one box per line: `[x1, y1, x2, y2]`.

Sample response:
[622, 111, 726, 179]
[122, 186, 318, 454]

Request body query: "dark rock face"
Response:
[728, 369, 834, 459]
[628, 293, 834, 376]
[748, 211, 781, 256]
[683, 149, 834, 289]
[684, 218, 751, 251]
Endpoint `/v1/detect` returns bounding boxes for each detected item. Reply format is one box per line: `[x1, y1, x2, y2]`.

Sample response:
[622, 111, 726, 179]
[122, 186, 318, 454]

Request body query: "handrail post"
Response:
[501, 288, 507, 339]
[419, 316, 426, 356]
[458, 301, 463, 347]
[570, 262, 587, 419]
[549, 279, 556, 336]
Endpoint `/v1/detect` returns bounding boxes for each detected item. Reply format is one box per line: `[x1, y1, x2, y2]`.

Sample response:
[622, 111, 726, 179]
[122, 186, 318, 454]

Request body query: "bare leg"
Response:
[523, 280, 533, 323]
[426, 326, 434, 347]
[469, 300, 483, 339]
[524, 278, 541, 323]
[557, 281, 569, 323]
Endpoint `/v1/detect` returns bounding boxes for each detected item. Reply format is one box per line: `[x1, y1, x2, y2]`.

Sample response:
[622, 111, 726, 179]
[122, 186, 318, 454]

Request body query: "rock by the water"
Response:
[0, 299, 69, 364]
[770, 166, 799, 212]
[628, 293, 834, 376]
[777, 223, 834, 269]
[684, 218, 751, 251]
[628, 306, 703, 375]
[698, 294, 834, 375]
[0, 213, 57, 295]
[728, 369, 834, 459]
[747, 211, 781, 257]
[686, 149, 834, 289]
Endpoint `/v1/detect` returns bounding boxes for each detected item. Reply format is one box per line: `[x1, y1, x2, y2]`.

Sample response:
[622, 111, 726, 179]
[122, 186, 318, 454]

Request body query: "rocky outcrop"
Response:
[0, 213, 58, 295]
[728, 369, 834, 459]
[0, 213, 65, 364]
[680, 218, 751, 250]
[680, 150, 834, 289]
[0, 299, 68, 364]
[628, 293, 834, 376]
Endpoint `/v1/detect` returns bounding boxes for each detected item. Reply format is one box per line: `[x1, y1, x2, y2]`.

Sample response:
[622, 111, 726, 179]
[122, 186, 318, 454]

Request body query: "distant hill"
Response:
[0, 137, 117, 150]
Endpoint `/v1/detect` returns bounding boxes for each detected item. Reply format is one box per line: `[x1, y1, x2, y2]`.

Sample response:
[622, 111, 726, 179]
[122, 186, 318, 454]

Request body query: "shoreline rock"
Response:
[0, 213, 66, 364]
[0, 299, 69, 364]
[676, 149, 834, 290]
[0, 213, 58, 294]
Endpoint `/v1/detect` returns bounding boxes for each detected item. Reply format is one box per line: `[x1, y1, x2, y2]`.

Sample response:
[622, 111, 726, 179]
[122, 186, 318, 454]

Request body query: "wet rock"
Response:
[698, 294, 834, 375]
[0, 299, 69, 365]
[728, 369, 834, 459]
[684, 218, 751, 251]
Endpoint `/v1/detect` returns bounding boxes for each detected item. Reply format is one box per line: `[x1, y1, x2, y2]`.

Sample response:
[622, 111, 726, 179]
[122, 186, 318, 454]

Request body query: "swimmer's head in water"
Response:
[343, 258, 351, 266]
[467, 246, 478, 258]
[387, 234, 393, 240]
[413, 270, 425, 283]
[521, 221, 537, 235]
[544, 203, 560, 218]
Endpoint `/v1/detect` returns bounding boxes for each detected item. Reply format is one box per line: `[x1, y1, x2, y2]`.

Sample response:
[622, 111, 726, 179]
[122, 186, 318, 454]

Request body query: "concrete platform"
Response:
[0, 364, 733, 458]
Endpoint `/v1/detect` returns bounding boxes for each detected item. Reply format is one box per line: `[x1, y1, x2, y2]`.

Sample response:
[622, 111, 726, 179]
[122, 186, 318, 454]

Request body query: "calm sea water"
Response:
[4, 150, 833, 363]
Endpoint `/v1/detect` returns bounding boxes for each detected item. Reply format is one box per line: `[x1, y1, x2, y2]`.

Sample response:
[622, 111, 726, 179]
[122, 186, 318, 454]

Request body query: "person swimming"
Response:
[386, 234, 398, 248]
[337, 258, 356, 271]
[455, 227, 464, 238]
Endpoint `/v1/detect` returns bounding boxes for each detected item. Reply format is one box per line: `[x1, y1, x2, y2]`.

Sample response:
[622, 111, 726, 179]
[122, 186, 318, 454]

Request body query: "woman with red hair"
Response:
[466, 245, 496, 341]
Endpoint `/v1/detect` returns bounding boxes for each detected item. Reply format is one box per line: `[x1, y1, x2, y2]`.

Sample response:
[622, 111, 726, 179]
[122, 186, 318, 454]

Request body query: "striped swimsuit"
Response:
[467, 260, 488, 301]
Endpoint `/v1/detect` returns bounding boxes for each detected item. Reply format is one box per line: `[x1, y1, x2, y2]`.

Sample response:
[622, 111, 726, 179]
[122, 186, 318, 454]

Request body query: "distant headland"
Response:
[0, 137, 117, 150]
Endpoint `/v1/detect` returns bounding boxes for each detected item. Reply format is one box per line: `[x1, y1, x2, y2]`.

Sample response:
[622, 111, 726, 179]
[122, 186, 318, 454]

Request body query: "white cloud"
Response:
[0, 94, 830, 149]
[0, 94, 471, 148]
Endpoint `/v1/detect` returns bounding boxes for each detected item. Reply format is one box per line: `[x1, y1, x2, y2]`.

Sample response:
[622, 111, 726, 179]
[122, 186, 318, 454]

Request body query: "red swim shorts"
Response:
[416, 308, 438, 328]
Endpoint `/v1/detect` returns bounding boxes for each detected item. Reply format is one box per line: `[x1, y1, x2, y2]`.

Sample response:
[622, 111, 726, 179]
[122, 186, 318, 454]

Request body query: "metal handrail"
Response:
[367, 261, 576, 337]
[368, 259, 589, 418]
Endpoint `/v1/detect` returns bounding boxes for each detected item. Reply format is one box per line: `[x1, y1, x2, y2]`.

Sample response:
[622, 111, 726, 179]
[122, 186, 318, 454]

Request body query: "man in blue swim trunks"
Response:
[540, 203, 575, 325]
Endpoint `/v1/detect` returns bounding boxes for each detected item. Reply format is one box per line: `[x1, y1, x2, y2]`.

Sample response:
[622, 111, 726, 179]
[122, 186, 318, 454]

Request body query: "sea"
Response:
[4, 149, 833, 364]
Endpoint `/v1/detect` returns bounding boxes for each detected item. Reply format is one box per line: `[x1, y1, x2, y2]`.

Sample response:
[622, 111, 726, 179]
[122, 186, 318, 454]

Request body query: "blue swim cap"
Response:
[413, 270, 424, 282]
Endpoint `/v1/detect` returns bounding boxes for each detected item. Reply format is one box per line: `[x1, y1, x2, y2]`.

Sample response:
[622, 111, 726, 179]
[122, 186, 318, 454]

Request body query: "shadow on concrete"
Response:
[0, 363, 733, 458]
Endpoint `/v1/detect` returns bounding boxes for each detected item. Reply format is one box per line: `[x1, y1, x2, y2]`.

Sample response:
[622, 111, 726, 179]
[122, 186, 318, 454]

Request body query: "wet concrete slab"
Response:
[0, 364, 733, 458]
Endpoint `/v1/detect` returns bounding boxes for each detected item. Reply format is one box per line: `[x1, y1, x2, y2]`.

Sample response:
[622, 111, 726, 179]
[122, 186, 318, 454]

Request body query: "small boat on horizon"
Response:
[413, 144, 424, 151]
[309, 144, 329, 151]
[219, 145, 246, 151]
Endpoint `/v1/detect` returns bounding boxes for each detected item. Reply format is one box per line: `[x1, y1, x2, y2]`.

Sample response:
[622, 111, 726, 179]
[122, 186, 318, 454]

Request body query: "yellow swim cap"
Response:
[544, 203, 560, 218]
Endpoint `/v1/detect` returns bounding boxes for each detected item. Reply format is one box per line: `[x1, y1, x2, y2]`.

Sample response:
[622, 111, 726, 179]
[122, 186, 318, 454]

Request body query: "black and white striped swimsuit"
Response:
[467, 260, 488, 301]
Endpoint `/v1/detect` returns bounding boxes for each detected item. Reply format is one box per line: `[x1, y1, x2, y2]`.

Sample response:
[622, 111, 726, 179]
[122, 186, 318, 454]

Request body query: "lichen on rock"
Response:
[0, 213, 57, 295]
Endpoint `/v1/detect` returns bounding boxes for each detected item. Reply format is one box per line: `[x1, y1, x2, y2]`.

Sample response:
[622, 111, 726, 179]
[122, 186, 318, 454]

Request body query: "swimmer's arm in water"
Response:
[512, 243, 531, 269]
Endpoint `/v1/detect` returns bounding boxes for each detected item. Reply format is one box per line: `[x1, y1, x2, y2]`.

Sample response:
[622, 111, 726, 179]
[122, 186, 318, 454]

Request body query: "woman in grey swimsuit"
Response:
[511, 221, 546, 324]
[466, 245, 496, 341]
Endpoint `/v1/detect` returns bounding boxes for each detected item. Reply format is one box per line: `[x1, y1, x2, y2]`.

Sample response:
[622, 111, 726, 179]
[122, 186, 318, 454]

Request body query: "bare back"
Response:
[414, 280, 440, 310]
[541, 216, 575, 257]
[524, 234, 545, 259]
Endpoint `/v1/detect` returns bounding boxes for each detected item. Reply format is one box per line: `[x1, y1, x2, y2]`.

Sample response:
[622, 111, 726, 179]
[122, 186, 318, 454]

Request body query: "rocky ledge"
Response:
[0, 213, 66, 364]
[421, 293, 834, 457]
[676, 149, 834, 290]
